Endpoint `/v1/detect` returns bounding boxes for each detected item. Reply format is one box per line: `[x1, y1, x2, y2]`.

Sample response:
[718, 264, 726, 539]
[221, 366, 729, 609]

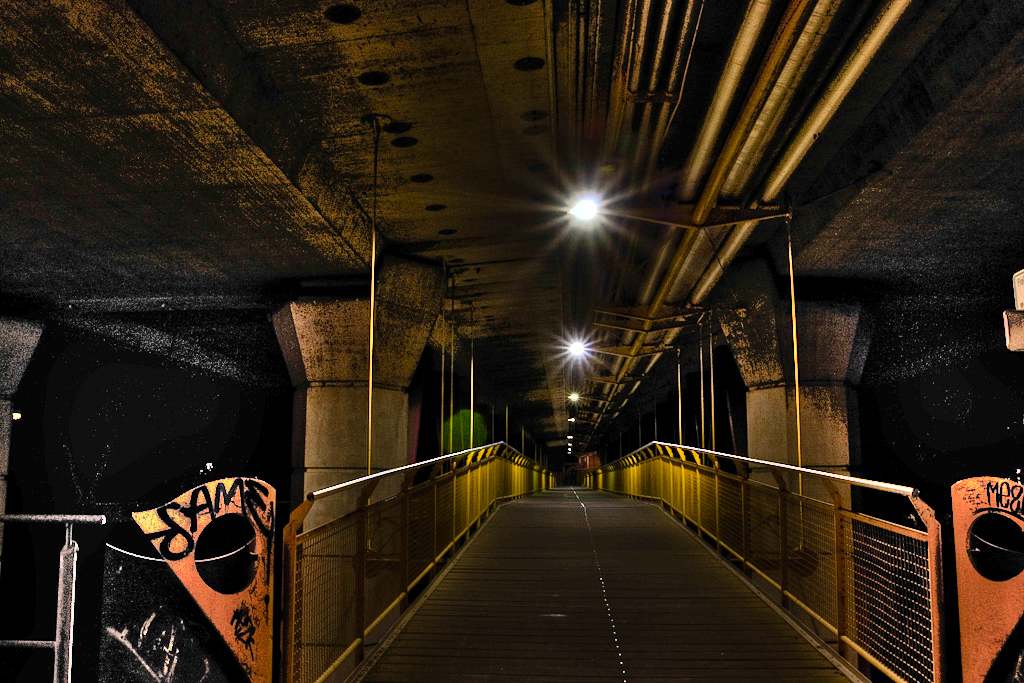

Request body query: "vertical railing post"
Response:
[400, 473, 414, 609]
[712, 456, 722, 554]
[823, 480, 849, 660]
[770, 468, 789, 608]
[52, 523, 77, 683]
[353, 481, 378, 664]
[280, 499, 312, 683]
[910, 494, 945, 683]
[430, 465, 440, 579]
[738, 462, 751, 576]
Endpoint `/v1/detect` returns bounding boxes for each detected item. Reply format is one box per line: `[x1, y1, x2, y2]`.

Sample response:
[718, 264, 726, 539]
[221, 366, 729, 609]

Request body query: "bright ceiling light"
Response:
[569, 198, 598, 220]
[569, 341, 586, 356]
[567, 435, 573, 439]
[568, 392, 580, 402]
[568, 417, 576, 422]
[11, 412, 21, 421]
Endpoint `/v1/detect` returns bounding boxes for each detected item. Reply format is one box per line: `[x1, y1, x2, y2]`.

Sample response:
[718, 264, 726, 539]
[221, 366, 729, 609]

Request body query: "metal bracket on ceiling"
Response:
[591, 344, 676, 358]
[600, 203, 790, 232]
[593, 304, 703, 321]
[584, 374, 646, 385]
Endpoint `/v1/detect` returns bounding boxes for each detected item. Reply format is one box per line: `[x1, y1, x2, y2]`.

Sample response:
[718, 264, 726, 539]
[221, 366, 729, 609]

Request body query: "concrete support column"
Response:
[273, 256, 444, 528]
[0, 318, 44, 573]
[719, 263, 869, 502]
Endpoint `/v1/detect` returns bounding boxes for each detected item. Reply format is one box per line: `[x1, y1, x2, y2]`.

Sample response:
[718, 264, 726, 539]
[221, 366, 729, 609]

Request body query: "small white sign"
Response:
[1015, 269, 1024, 311]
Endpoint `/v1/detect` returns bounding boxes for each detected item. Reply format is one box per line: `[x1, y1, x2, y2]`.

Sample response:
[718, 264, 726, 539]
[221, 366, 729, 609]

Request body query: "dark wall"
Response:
[0, 320, 292, 682]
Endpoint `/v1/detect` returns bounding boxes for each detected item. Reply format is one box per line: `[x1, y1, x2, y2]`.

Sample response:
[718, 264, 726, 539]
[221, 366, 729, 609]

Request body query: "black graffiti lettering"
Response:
[243, 480, 274, 537]
[214, 478, 243, 514]
[988, 481, 1001, 507]
[144, 503, 195, 561]
[1012, 485, 1024, 513]
[230, 605, 257, 658]
[179, 485, 214, 533]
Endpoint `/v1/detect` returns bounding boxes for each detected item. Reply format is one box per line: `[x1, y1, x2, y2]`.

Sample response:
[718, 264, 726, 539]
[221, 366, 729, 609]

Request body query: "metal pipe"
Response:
[692, 0, 817, 224]
[761, 0, 917, 201]
[678, 0, 773, 201]
[722, 0, 842, 197]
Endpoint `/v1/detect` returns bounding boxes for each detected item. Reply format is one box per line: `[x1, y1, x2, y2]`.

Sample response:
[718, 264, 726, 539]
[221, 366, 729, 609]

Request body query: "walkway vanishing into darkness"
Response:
[353, 488, 852, 682]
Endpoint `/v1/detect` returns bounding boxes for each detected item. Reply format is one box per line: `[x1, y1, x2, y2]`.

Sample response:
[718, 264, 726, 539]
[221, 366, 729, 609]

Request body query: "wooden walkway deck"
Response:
[355, 488, 851, 682]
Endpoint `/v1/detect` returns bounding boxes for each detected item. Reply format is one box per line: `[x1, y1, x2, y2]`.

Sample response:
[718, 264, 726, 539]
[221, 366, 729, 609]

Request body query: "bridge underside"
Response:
[354, 489, 850, 683]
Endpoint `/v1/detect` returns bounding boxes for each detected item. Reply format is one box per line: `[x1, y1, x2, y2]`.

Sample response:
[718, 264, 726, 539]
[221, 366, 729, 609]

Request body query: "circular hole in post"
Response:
[514, 57, 545, 72]
[425, 204, 446, 211]
[969, 512, 1024, 581]
[357, 71, 389, 86]
[410, 173, 433, 183]
[391, 136, 418, 148]
[324, 4, 362, 23]
[194, 513, 258, 594]
[438, 228, 457, 235]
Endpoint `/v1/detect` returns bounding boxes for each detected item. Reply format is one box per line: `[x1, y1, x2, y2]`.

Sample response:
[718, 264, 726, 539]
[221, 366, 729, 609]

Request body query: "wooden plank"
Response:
[358, 489, 851, 682]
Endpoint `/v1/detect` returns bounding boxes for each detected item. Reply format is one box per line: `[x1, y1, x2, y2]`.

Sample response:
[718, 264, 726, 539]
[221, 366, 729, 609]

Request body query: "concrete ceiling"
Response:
[1, 0, 1021, 447]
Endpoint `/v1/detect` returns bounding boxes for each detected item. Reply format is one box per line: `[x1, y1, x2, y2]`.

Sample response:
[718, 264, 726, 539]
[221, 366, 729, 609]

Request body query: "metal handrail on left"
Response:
[280, 442, 552, 683]
[0, 513, 107, 683]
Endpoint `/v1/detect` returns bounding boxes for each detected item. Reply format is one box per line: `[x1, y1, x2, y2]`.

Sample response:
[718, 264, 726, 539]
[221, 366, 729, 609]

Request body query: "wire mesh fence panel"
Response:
[684, 463, 699, 524]
[407, 485, 434, 585]
[699, 468, 718, 539]
[364, 497, 405, 632]
[294, 516, 360, 683]
[847, 514, 933, 683]
[784, 495, 838, 628]
[435, 474, 455, 556]
[747, 483, 783, 588]
[717, 474, 745, 560]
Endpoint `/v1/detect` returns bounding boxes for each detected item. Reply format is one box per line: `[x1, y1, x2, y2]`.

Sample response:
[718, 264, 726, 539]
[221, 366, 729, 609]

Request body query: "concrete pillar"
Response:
[0, 318, 44, 574]
[718, 262, 869, 503]
[273, 256, 445, 528]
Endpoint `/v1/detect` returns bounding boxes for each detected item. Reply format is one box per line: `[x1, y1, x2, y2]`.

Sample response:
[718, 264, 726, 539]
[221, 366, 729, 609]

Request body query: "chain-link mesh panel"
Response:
[365, 497, 404, 631]
[684, 463, 699, 523]
[455, 470, 469, 536]
[784, 496, 837, 627]
[294, 516, 360, 683]
[847, 515, 933, 683]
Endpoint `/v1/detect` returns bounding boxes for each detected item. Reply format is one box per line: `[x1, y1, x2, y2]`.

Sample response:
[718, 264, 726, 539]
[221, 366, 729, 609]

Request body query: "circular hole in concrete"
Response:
[195, 513, 258, 595]
[383, 121, 412, 134]
[969, 512, 1024, 582]
[391, 136, 418, 147]
[521, 110, 548, 121]
[426, 204, 447, 211]
[325, 4, 362, 23]
[514, 57, 545, 72]
[448, 257, 465, 264]
[522, 124, 548, 136]
[357, 71, 389, 86]
[410, 173, 433, 183]
[438, 228, 457, 235]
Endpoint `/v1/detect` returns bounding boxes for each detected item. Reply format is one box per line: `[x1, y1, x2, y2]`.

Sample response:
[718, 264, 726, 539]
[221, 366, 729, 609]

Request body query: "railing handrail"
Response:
[307, 442, 543, 501]
[0, 514, 107, 525]
[599, 441, 918, 498]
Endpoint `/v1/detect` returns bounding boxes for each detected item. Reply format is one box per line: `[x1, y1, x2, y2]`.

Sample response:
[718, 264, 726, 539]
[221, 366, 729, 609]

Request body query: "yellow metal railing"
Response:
[281, 442, 551, 683]
[584, 441, 944, 683]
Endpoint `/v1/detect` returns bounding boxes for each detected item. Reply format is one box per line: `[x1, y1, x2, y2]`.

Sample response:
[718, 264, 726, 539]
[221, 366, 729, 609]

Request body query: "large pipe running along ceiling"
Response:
[578, 0, 918, 449]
